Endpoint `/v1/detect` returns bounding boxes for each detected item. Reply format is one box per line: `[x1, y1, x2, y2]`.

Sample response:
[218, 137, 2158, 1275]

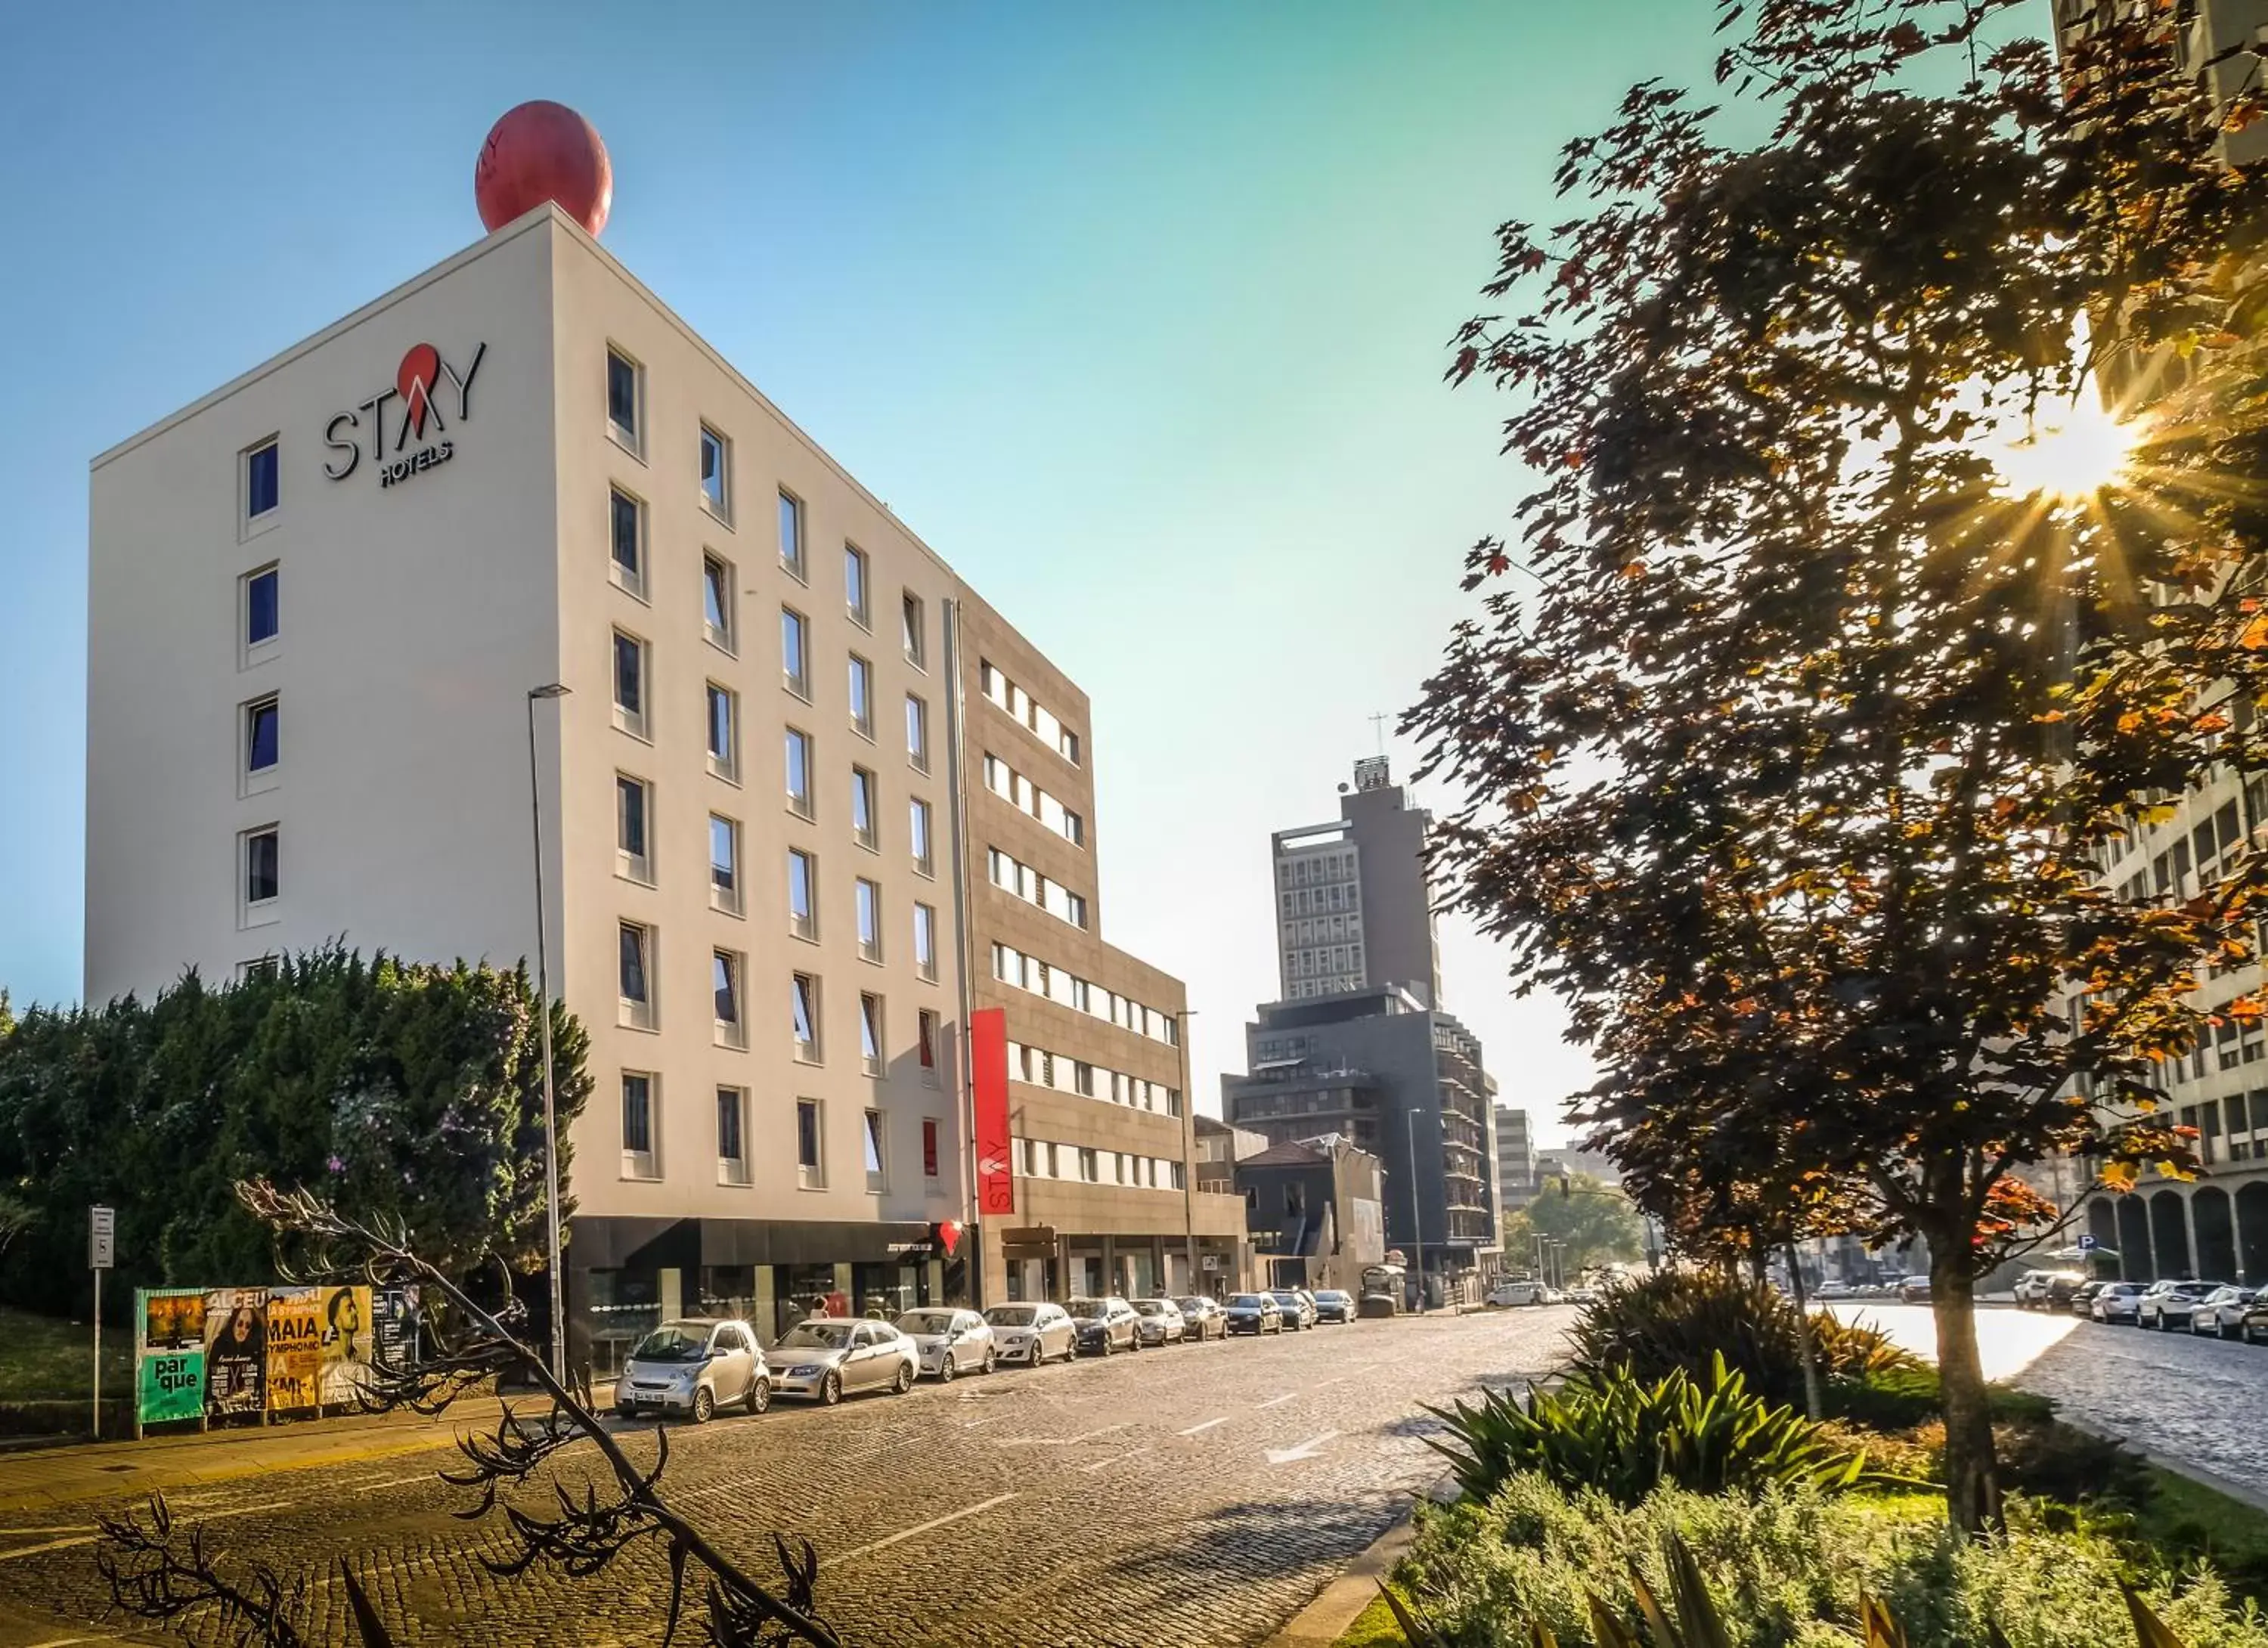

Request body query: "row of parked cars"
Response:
[612, 1287, 1362, 1421]
[2012, 1269, 2268, 1340]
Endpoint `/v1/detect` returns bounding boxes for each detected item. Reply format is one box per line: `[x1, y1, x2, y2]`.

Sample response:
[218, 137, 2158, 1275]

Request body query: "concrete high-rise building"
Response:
[1221, 987, 1500, 1294]
[1494, 1105, 1536, 1211]
[1271, 757, 1442, 1006]
[84, 203, 1246, 1364]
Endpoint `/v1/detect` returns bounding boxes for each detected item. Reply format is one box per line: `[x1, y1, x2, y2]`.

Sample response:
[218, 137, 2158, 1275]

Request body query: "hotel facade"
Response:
[85, 206, 1247, 1368]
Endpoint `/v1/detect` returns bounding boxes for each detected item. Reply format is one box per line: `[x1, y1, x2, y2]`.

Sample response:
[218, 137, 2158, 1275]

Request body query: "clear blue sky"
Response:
[0, 1, 1727, 1145]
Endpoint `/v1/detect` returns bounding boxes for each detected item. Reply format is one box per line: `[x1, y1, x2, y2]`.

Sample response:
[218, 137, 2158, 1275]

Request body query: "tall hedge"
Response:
[0, 947, 590, 1321]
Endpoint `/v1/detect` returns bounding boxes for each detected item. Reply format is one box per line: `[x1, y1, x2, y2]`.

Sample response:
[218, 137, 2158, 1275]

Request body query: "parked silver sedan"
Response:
[1132, 1298, 1187, 1346]
[2189, 1284, 2257, 1340]
[897, 1307, 996, 1381]
[983, 1302, 1076, 1365]
[614, 1318, 770, 1423]
[770, 1317, 918, 1405]
[1176, 1296, 1227, 1340]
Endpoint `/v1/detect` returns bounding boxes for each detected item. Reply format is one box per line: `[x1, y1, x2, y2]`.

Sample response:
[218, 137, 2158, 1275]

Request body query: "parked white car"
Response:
[615, 1318, 769, 1423]
[896, 1307, 996, 1381]
[1487, 1280, 1547, 1307]
[1132, 1298, 1187, 1346]
[983, 1302, 1076, 1365]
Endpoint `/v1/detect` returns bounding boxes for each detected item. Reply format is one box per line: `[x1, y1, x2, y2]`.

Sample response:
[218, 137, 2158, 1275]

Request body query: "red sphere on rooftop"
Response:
[474, 101, 612, 237]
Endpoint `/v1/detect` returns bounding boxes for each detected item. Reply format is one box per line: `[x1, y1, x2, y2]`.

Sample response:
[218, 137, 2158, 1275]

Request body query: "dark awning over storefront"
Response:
[572, 1216, 939, 1272]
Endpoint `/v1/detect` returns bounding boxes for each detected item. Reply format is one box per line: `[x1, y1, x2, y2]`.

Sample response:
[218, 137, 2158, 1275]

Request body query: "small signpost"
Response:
[2077, 1234, 2098, 1253]
[89, 1206, 115, 1439]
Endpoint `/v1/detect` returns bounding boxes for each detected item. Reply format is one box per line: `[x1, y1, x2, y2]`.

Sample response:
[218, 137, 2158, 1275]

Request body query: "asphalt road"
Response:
[0, 1308, 1579, 1648]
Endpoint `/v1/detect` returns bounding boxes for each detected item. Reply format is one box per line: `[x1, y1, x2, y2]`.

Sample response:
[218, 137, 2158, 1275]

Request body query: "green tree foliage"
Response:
[1512, 1172, 1645, 1269]
[1408, 1, 2268, 1532]
[0, 948, 589, 1320]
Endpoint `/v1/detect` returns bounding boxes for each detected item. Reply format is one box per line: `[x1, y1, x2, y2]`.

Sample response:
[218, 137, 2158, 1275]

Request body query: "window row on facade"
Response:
[978, 660, 1080, 767]
[1011, 1133, 1185, 1191]
[614, 774, 934, 904]
[617, 921, 940, 1043]
[1277, 847, 1356, 888]
[980, 752, 1084, 846]
[619, 1072, 943, 1191]
[986, 847, 1089, 931]
[1280, 878, 1359, 918]
[1005, 1038, 1182, 1117]
[987, 943, 1179, 1046]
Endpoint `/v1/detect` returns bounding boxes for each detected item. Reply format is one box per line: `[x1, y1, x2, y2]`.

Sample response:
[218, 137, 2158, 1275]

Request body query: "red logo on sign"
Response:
[396, 344, 442, 441]
[971, 1008, 1015, 1216]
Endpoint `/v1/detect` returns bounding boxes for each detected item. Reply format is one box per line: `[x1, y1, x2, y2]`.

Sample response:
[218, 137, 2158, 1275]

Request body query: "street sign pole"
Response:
[88, 1206, 114, 1439]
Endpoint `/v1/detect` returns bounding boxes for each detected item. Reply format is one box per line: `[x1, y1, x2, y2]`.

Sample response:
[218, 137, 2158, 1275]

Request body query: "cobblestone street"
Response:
[1830, 1303, 2268, 1501]
[0, 1309, 1576, 1648]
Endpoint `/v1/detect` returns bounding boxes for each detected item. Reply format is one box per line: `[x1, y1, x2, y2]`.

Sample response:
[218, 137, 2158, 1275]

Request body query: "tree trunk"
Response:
[1927, 1241, 2002, 1534]
[1786, 1242, 1823, 1420]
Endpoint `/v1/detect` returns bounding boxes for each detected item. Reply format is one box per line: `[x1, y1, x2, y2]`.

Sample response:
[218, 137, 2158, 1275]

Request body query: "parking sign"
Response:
[89, 1206, 115, 1270]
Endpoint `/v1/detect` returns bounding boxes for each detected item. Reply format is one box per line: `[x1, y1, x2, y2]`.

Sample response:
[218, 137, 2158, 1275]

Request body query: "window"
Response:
[243, 438, 280, 524]
[708, 813, 740, 913]
[778, 491, 804, 580]
[901, 593, 926, 668]
[717, 1086, 748, 1183]
[1078, 1147, 1098, 1183]
[618, 776, 653, 883]
[1060, 727, 1080, 766]
[788, 847, 818, 940]
[607, 348, 641, 448]
[860, 993, 885, 1075]
[922, 1118, 940, 1180]
[845, 545, 869, 627]
[785, 728, 814, 818]
[782, 607, 809, 698]
[703, 553, 736, 652]
[792, 973, 821, 1061]
[609, 487, 645, 598]
[244, 695, 279, 776]
[851, 767, 878, 850]
[618, 921, 655, 1029]
[914, 902, 937, 982]
[699, 425, 730, 518]
[621, 1072, 655, 1172]
[705, 683, 739, 782]
[864, 1109, 888, 1191]
[909, 798, 933, 876]
[612, 630, 649, 739]
[713, 949, 745, 1048]
[906, 695, 929, 773]
[797, 1098, 824, 1185]
[243, 826, 280, 912]
[243, 565, 279, 652]
[918, 1008, 939, 1078]
[856, 878, 882, 962]
[848, 654, 873, 739]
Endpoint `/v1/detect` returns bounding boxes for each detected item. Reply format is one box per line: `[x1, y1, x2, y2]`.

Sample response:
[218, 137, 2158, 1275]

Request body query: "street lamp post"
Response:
[527, 683, 571, 1380]
[1405, 1106, 1427, 1315]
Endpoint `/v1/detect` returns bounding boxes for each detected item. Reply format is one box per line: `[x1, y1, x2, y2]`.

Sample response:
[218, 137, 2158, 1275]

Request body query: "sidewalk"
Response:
[0, 1381, 613, 1515]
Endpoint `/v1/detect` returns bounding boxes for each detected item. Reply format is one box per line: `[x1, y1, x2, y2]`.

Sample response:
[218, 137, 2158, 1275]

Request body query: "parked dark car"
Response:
[2241, 1294, 2268, 1345]
[1066, 1296, 1142, 1356]
[1224, 1292, 1284, 1335]
[2069, 1280, 2106, 1317]
[2044, 1272, 2091, 1309]
[1312, 1289, 1356, 1324]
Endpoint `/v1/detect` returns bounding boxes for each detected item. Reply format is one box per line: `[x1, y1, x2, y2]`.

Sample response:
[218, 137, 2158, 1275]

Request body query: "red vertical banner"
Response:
[971, 1006, 1014, 1217]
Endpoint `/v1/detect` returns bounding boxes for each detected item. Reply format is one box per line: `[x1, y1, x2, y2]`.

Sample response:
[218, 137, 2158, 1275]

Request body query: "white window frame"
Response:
[703, 551, 737, 655]
[845, 544, 870, 629]
[797, 1097, 826, 1188]
[699, 423, 733, 524]
[910, 797, 934, 878]
[860, 992, 885, 1076]
[713, 948, 747, 1049]
[918, 1008, 940, 1086]
[621, 1070, 659, 1179]
[606, 346, 645, 457]
[240, 825, 280, 929]
[240, 563, 280, 669]
[863, 1108, 888, 1193]
[708, 812, 742, 915]
[612, 629, 651, 742]
[618, 774, 655, 884]
[906, 694, 929, 774]
[779, 490, 806, 582]
[618, 919, 657, 1031]
[856, 878, 884, 964]
[914, 902, 937, 982]
[901, 591, 926, 670]
[240, 435, 281, 540]
[785, 726, 815, 819]
[851, 766, 879, 852]
[717, 1085, 750, 1185]
[782, 606, 810, 699]
[240, 693, 280, 798]
[609, 485, 648, 601]
[792, 972, 823, 1064]
[788, 847, 819, 941]
[848, 653, 874, 740]
[705, 680, 741, 784]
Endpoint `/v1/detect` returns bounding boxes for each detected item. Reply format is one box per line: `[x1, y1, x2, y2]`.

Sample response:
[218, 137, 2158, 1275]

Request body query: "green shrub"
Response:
[1427, 1354, 1900, 1507]
[1995, 1420, 2157, 1518]
[1387, 1474, 2268, 1648]
[1567, 1271, 1920, 1412]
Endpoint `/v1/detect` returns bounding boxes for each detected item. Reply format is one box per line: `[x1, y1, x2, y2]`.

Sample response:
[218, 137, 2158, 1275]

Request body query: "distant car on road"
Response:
[770, 1317, 917, 1404]
[1176, 1296, 1228, 1340]
[2139, 1280, 2227, 1332]
[2015, 1270, 2084, 1309]
[983, 1302, 1075, 1365]
[2091, 1282, 2148, 1325]
[1132, 1298, 1188, 1346]
[896, 1307, 996, 1382]
[1067, 1296, 1143, 1356]
[1898, 1274, 1932, 1304]
[615, 1317, 769, 1423]
[1312, 1289, 1356, 1324]
[1487, 1279, 1548, 1308]
[2188, 1285, 2257, 1340]
[1224, 1292, 1284, 1335]
[1269, 1289, 1319, 1330]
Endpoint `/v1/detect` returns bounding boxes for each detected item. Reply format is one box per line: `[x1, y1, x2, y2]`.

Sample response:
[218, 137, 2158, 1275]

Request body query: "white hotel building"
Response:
[85, 205, 1245, 1364]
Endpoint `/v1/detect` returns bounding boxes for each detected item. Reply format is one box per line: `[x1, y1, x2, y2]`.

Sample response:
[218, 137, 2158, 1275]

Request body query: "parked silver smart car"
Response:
[615, 1318, 770, 1423]
[897, 1307, 997, 1381]
[984, 1301, 1077, 1365]
[770, 1317, 919, 1404]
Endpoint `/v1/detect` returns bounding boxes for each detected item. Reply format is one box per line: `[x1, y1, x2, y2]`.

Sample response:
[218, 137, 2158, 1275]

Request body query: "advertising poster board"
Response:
[265, 1287, 324, 1413]
[373, 1286, 420, 1374]
[136, 1288, 207, 1428]
[202, 1287, 268, 1420]
[318, 1284, 374, 1405]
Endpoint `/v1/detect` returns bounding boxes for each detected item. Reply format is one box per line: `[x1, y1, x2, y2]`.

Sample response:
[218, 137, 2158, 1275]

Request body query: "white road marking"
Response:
[837, 1492, 1018, 1562]
[1256, 1392, 1299, 1409]
[0, 1494, 292, 1563]
[1080, 1446, 1151, 1473]
[1266, 1430, 1340, 1465]
[1312, 1376, 1346, 1389]
[1001, 1422, 1127, 1447]
[961, 1414, 1006, 1430]
[367, 1472, 440, 1491]
[1177, 1417, 1232, 1436]
[0, 1525, 96, 1535]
